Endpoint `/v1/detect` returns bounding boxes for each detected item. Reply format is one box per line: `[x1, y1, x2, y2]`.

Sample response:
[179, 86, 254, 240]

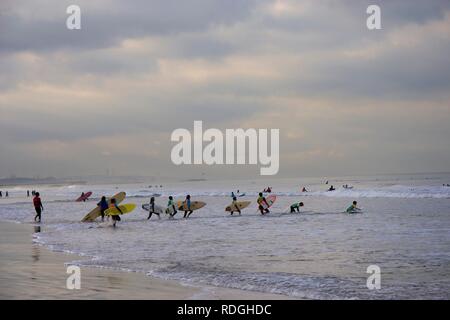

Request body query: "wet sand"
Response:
[0, 221, 290, 300]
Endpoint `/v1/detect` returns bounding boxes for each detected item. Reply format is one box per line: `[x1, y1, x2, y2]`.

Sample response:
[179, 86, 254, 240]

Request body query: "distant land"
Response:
[0, 177, 86, 187]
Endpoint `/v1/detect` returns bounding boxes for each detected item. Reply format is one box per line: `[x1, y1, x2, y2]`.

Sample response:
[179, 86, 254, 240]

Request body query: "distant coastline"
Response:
[0, 177, 86, 187]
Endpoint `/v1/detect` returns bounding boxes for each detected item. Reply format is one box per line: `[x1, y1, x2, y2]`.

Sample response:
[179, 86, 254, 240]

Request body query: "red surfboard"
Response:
[76, 191, 92, 202]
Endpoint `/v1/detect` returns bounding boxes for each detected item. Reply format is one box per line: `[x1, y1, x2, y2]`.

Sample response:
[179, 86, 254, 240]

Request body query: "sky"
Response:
[0, 0, 450, 180]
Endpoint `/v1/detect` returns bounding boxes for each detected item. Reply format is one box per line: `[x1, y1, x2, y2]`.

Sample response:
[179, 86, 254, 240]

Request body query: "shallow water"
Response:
[1, 173, 450, 299]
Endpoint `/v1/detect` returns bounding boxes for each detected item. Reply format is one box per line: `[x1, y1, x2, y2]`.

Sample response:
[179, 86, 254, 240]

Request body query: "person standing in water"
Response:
[27, 190, 30, 197]
[183, 195, 193, 218]
[257, 192, 270, 215]
[230, 196, 241, 216]
[97, 196, 108, 222]
[5, 191, 8, 197]
[167, 196, 178, 218]
[147, 196, 160, 220]
[33, 192, 44, 222]
[346, 201, 361, 213]
[109, 198, 122, 227]
[0, 191, 2, 197]
[290, 202, 304, 213]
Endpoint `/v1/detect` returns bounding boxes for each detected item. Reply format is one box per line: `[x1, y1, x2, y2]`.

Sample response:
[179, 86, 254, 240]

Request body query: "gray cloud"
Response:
[1, 0, 449, 178]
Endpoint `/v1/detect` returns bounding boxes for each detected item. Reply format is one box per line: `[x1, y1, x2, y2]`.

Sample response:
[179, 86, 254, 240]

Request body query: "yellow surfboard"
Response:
[177, 201, 206, 211]
[81, 192, 126, 222]
[105, 203, 136, 216]
[225, 201, 251, 212]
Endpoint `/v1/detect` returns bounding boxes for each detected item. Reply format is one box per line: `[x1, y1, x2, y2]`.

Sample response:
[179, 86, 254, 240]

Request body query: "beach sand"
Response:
[0, 221, 290, 300]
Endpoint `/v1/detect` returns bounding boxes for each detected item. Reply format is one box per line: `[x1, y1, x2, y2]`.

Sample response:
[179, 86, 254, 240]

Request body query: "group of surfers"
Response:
[31, 189, 362, 226]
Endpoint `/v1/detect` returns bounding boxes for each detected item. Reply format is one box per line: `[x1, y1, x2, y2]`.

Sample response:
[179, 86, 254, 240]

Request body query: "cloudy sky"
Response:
[1, 0, 449, 179]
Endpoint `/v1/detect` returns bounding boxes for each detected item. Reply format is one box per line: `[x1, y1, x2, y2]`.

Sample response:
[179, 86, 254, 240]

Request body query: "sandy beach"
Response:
[0, 220, 290, 300]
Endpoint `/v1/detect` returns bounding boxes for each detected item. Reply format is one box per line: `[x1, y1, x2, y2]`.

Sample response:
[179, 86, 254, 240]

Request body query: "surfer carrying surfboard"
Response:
[230, 196, 241, 216]
[97, 196, 108, 222]
[109, 198, 122, 227]
[183, 195, 193, 218]
[257, 192, 270, 215]
[147, 197, 161, 220]
[167, 196, 177, 217]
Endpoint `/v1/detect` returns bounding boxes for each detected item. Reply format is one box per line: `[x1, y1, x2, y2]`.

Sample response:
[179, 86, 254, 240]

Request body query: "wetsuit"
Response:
[98, 199, 108, 221]
[184, 198, 193, 218]
[168, 199, 177, 217]
[33, 196, 43, 222]
[148, 199, 160, 219]
[257, 196, 269, 214]
[290, 203, 301, 213]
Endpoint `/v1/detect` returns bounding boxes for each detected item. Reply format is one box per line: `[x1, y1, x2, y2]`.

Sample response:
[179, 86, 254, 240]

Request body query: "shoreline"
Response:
[0, 220, 292, 300]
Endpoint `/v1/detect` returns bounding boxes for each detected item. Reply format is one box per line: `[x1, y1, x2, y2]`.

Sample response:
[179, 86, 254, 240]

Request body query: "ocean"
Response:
[1, 173, 449, 299]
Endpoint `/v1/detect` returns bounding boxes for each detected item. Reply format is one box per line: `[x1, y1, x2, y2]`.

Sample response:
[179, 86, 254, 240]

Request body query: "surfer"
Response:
[147, 197, 160, 220]
[33, 192, 44, 222]
[346, 201, 361, 214]
[167, 196, 177, 218]
[257, 192, 270, 215]
[302, 187, 308, 192]
[328, 185, 336, 192]
[183, 195, 193, 218]
[290, 202, 304, 213]
[230, 196, 241, 216]
[97, 196, 108, 222]
[109, 198, 122, 227]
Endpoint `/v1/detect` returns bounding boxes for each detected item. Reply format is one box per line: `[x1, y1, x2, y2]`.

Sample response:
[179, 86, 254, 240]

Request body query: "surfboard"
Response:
[81, 192, 126, 222]
[76, 191, 92, 202]
[231, 193, 246, 197]
[225, 201, 251, 212]
[105, 203, 136, 216]
[177, 200, 206, 211]
[142, 203, 164, 214]
[259, 194, 276, 210]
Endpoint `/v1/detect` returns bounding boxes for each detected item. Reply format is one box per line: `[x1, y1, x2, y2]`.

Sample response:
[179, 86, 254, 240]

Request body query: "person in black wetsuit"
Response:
[147, 196, 160, 220]
[97, 196, 108, 222]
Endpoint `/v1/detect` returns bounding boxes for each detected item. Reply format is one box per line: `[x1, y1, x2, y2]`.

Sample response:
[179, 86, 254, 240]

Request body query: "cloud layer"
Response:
[1, 0, 449, 178]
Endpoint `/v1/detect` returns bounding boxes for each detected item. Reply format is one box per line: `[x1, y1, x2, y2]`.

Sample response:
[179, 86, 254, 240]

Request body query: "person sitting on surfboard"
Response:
[97, 196, 108, 222]
[257, 192, 270, 215]
[290, 202, 304, 213]
[183, 195, 193, 218]
[147, 196, 160, 220]
[33, 192, 44, 223]
[109, 198, 123, 227]
[302, 187, 308, 192]
[167, 196, 177, 218]
[328, 185, 336, 192]
[346, 201, 361, 213]
[230, 196, 241, 216]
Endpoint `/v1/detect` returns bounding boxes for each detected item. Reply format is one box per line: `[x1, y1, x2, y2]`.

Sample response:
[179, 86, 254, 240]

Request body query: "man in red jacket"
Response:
[33, 192, 44, 222]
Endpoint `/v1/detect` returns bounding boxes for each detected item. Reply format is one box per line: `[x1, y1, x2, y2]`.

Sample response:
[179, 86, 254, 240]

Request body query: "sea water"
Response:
[1, 173, 449, 299]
